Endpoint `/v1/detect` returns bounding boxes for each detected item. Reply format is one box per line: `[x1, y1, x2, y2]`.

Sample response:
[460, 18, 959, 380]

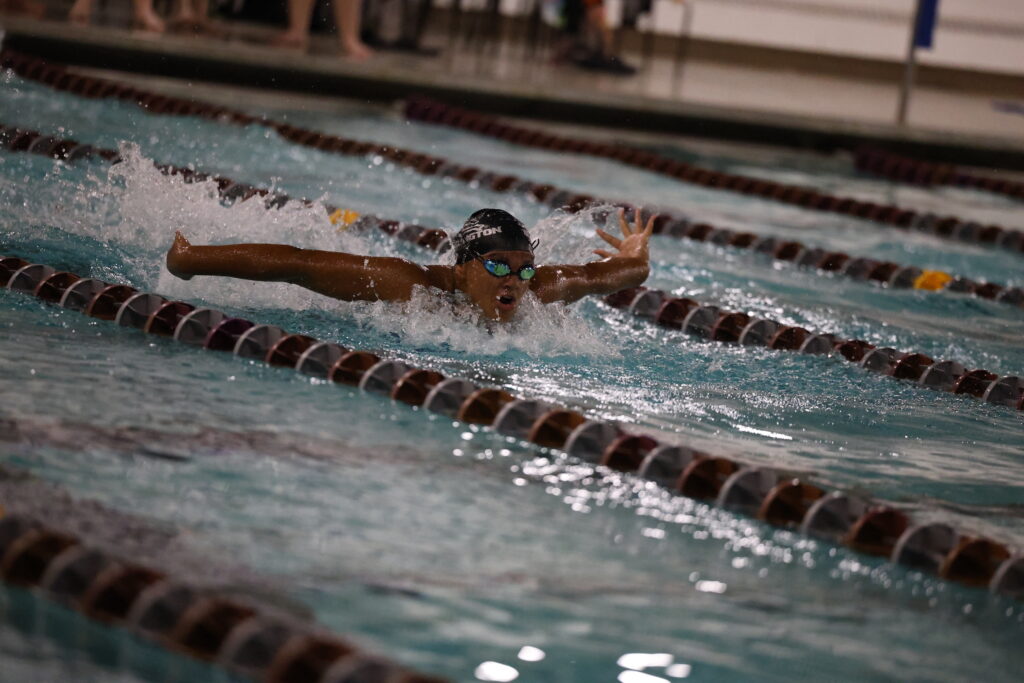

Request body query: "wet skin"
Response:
[166, 209, 655, 323]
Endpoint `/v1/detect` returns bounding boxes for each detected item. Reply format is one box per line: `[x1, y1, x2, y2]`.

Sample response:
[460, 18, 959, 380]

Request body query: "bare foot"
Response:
[132, 8, 166, 33]
[341, 39, 373, 61]
[272, 31, 308, 51]
[172, 7, 196, 24]
[166, 231, 194, 280]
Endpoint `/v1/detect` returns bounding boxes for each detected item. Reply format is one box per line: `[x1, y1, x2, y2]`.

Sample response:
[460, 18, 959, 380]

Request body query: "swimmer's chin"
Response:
[480, 309, 515, 324]
[424, 287, 525, 324]
[489, 293, 523, 322]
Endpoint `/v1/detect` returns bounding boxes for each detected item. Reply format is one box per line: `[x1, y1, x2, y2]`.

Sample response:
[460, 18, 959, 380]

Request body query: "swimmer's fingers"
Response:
[642, 214, 657, 237]
[593, 249, 614, 259]
[617, 207, 635, 237]
[596, 228, 622, 249]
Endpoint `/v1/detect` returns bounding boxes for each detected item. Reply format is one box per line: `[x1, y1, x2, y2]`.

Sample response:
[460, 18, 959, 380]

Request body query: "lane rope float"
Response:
[1, 51, 1021, 310]
[0, 512, 444, 683]
[600, 285, 1024, 410]
[402, 96, 1024, 258]
[2, 121, 1021, 413]
[3, 254, 1023, 601]
[855, 147, 1024, 202]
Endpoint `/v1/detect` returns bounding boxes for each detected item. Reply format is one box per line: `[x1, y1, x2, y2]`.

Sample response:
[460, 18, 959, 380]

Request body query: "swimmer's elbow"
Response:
[293, 252, 431, 301]
[609, 257, 648, 290]
[632, 262, 651, 287]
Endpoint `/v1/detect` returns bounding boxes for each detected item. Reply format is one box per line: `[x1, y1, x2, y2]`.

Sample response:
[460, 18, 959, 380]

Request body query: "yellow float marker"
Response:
[329, 208, 361, 231]
[913, 270, 953, 291]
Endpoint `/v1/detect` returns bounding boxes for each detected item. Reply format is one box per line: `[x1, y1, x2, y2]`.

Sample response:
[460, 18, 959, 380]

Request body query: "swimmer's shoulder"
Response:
[424, 264, 456, 293]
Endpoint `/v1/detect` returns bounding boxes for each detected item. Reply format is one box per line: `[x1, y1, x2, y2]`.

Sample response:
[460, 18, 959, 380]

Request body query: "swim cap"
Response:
[451, 209, 538, 264]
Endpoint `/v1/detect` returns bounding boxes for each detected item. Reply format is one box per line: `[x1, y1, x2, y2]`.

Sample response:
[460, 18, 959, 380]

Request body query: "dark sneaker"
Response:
[601, 55, 637, 76]
[574, 52, 638, 76]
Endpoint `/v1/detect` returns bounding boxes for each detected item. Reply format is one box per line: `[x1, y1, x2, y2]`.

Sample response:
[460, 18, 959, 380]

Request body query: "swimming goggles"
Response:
[479, 258, 537, 281]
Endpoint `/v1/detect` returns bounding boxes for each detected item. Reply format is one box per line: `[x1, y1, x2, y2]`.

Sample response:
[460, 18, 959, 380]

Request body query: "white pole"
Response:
[897, 0, 925, 126]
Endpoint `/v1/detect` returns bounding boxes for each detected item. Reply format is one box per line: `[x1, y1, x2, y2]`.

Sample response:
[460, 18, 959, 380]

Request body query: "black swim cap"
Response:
[451, 209, 538, 265]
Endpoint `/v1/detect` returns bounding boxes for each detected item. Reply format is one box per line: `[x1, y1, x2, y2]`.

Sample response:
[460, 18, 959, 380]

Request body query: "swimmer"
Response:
[166, 208, 654, 323]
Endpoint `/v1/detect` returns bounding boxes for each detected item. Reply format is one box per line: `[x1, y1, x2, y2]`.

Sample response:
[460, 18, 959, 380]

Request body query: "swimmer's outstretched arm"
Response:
[166, 232, 453, 301]
[531, 209, 654, 304]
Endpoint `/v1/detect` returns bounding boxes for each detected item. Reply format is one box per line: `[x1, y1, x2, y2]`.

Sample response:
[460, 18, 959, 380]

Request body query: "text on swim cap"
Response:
[458, 226, 503, 242]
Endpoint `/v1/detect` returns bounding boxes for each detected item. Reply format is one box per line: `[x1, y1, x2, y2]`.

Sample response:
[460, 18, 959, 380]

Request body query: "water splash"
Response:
[109, 143, 375, 254]
[348, 287, 615, 358]
[21, 145, 616, 358]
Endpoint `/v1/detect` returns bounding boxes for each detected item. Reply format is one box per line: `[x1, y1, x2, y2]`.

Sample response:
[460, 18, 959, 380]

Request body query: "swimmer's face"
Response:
[455, 250, 535, 323]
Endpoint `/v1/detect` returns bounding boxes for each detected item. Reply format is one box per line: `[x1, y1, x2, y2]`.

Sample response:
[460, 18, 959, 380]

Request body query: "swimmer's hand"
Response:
[531, 208, 655, 304]
[593, 208, 655, 265]
[166, 231, 195, 280]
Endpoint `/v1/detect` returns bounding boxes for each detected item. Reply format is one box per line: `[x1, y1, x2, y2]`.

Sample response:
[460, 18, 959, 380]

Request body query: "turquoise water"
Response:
[0, 584, 218, 683]
[1, 72, 1023, 682]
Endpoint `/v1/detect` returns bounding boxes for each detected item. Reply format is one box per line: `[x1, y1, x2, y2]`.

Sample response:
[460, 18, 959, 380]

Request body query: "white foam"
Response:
[348, 286, 614, 358]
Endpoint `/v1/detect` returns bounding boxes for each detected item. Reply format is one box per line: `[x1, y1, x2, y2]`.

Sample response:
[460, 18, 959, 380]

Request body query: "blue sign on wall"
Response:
[914, 0, 941, 49]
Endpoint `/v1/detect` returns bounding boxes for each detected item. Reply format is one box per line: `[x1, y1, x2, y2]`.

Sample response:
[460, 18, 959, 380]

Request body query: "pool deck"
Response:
[2, 12, 1024, 170]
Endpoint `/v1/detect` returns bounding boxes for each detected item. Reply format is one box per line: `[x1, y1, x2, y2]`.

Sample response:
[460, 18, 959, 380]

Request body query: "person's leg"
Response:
[273, 0, 316, 48]
[172, 0, 207, 23]
[173, 0, 192, 22]
[396, 0, 415, 44]
[585, 2, 613, 56]
[68, 0, 93, 24]
[564, 0, 584, 36]
[400, 0, 432, 46]
[332, 0, 373, 59]
[582, 0, 635, 74]
[131, 0, 166, 32]
[414, 0, 432, 41]
[552, 0, 585, 62]
[389, 0, 435, 52]
[171, 0, 218, 33]
[360, 0, 379, 43]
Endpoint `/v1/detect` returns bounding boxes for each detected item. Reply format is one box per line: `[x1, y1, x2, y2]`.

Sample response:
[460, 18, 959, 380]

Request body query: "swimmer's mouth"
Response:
[496, 295, 517, 311]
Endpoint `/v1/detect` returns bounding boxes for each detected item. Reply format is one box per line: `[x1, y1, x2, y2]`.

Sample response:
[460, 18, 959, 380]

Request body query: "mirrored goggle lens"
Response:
[484, 260, 512, 277]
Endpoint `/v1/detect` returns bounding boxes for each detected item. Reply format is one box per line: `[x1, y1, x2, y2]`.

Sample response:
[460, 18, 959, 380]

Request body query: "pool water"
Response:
[1, 71, 1023, 682]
